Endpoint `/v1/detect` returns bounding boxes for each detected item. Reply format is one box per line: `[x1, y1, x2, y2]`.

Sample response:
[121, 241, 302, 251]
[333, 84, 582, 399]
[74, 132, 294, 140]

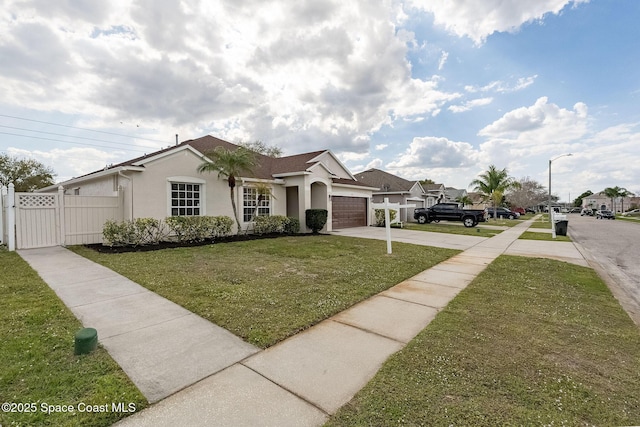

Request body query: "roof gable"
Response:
[354, 168, 415, 192]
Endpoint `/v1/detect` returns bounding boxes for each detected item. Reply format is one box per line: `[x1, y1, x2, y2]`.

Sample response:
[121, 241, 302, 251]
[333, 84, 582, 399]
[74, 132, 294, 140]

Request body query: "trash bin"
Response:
[555, 220, 568, 236]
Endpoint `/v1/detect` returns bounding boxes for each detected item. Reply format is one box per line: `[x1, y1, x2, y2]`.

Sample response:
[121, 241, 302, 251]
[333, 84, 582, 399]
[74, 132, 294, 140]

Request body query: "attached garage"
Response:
[332, 196, 367, 229]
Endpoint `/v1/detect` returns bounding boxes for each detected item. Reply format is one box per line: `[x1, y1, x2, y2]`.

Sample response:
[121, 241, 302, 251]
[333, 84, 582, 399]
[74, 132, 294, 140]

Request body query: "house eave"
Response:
[37, 166, 145, 192]
[332, 182, 379, 191]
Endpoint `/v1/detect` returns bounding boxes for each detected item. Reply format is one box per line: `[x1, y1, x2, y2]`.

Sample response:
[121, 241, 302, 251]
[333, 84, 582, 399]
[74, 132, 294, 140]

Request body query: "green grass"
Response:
[401, 222, 501, 237]
[72, 235, 459, 348]
[519, 231, 572, 242]
[327, 256, 640, 426]
[0, 249, 147, 427]
[527, 218, 555, 229]
[618, 215, 640, 223]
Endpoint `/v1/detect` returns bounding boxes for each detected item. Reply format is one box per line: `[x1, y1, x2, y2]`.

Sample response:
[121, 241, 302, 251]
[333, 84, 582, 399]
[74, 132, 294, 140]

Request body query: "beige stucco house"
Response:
[41, 135, 377, 233]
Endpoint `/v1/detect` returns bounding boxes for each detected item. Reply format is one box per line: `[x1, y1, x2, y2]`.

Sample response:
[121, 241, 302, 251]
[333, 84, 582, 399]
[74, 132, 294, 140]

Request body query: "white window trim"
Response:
[242, 186, 271, 224]
[166, 176, 206, 216]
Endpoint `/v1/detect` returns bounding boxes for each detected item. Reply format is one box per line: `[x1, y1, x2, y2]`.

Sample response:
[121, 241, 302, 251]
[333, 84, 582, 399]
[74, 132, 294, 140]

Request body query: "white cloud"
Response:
[388, 136, 479, 169]
[365, 158, 383, 170]
[406, 0, 589, 44]
[448, 97, 493, 113]
[438, 50, 449, 70]
[465, 76, 537, 93]
[375, 144, 388, 150]
[0, 0, 461, 157]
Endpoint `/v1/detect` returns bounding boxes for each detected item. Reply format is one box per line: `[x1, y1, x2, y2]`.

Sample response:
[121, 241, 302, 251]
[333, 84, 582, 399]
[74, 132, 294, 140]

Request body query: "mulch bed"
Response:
[84, 233, 315, 253]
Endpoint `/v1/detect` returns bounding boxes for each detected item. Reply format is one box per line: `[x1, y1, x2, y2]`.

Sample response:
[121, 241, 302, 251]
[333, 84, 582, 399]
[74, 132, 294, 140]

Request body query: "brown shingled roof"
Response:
[353, 168, 416, 192]
[83, 135, 360, 182]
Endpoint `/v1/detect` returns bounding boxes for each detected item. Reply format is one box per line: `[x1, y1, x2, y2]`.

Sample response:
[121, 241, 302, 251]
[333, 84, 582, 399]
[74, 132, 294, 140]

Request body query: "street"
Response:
[568, 214, 640, 323]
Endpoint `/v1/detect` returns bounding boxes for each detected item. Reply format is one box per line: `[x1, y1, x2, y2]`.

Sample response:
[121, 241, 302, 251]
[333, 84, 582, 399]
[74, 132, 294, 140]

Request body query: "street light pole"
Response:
[548, 153, 573, 237]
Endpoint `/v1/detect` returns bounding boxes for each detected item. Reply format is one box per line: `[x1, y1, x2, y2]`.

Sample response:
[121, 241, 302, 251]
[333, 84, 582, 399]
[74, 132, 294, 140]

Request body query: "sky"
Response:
[1, 0, 639, 202]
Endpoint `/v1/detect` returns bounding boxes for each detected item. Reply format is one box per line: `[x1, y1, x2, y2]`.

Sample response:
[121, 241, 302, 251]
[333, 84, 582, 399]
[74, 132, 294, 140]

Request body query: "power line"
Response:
[0, 125, 159, 150]
[0, 131, 149, 153]
[0, 113, 170, 143]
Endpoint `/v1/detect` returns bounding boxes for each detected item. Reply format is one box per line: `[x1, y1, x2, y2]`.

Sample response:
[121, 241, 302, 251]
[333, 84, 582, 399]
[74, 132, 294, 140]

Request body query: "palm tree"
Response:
[245, 181, 276, 232]
[617, 187, 634, 213]
[469, 165, 519, 220]
[603, 187, 620, 213]
[197, 146, 258, 234]
[456, 195, 474, 207]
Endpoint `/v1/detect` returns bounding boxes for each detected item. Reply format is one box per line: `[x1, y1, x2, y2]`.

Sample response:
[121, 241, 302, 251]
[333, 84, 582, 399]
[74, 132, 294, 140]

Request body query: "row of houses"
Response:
[583, 193, 640, 213]
[36, 135, 471, 233]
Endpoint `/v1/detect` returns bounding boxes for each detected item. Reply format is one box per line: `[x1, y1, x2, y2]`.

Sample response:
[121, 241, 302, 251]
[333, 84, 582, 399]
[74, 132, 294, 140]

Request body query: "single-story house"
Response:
[40, 135, 377, 233]
[353, 168, 426, 222]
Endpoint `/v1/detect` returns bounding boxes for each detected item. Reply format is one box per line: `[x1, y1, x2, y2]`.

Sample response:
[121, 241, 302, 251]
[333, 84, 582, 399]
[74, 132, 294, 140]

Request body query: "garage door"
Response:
[332, 196, 367, 229]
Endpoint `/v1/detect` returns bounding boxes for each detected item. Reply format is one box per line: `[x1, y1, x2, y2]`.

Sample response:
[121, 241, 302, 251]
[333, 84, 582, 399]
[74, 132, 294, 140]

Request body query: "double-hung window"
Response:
[243, 187, 270, 222]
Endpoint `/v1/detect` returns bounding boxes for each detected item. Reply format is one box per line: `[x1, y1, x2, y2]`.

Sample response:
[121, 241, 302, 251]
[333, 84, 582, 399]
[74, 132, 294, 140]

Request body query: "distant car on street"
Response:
[581, 208, 594, 216]
[569, 207, 582, 213]
[487, 207, 519, 220]
[622, 209, 640, 217]
[596, 210, 615, 220]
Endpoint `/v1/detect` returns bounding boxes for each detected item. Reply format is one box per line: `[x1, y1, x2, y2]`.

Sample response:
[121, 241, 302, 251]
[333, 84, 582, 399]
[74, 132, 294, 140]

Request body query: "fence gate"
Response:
[15, 193, 61, 249]
[4, 186, 124, 250]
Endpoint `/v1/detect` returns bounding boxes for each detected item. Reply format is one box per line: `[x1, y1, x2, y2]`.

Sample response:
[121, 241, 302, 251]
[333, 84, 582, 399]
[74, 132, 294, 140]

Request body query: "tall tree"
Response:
[197, 146, 258, 234]
[573, 190, 593, 207]
[0, 154, 56, 192]
[420, 178, 435, 186]
[239, 140, 282, 158]
[469, 165, 519, 220]
[617, 187, 634, 212]
[506, 176, 547, 209]
[603, 187, 621, 212]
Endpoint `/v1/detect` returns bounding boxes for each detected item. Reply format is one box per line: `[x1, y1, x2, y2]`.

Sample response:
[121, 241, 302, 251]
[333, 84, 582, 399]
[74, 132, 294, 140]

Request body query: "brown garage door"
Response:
[332, 196, 367, 229]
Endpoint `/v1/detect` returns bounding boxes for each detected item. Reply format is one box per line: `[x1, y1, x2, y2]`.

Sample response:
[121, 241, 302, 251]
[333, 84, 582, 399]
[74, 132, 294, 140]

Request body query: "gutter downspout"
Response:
[118, 171, 133, 220]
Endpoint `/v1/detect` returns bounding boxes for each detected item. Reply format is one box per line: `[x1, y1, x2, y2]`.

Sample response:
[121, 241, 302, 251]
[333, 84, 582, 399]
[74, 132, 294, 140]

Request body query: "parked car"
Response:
[622, 209, 640, 217]
[512, 207, 526, 215]
[569, 207, 582, 213]
[596, 210, 615, 220]
[525, 208, 536, 214]
[413, 203, 487, 227]
[580, 208, 594, 216]
[487, 207, 519, 220]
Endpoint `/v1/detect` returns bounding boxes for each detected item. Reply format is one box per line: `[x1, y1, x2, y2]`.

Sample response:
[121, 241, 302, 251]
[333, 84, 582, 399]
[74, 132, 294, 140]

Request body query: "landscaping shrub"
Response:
[374, 208, 397, 227]
[103, 218, 167, 246]
[284, 216, 300, 234]
[305, 209, 328, 234]
[253, 215, 301, 235]
[103, 216, 233, 246]
[165, 215, 233, 242]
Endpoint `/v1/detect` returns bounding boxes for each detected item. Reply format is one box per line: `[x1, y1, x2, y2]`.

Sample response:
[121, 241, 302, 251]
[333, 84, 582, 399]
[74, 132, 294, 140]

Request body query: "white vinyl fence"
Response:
[1, 184, 123, 251]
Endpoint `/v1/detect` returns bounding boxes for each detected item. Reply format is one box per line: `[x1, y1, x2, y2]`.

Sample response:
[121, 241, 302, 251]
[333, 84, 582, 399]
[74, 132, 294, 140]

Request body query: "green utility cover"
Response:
[74, 327, 98, 355]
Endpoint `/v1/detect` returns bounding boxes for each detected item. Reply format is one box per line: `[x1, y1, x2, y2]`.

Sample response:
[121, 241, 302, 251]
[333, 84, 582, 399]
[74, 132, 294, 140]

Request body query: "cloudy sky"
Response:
[1, 0, 638, 201]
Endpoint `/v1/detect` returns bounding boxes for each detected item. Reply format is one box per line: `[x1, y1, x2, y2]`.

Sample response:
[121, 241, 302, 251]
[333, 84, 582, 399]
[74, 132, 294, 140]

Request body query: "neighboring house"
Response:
[422, 183, 446, 207]
[584, 192, 639, 213]
[444, 187, 467, 204]
[40, 135, 377, 232]
[353, 168, 425, 222]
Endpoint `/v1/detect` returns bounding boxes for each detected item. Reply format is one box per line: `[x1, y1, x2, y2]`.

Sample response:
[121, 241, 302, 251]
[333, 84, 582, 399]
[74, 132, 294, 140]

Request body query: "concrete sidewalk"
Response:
[18, 247, 259, 403]
[113, 218, 590, 426]
[18, 218, 589, 426]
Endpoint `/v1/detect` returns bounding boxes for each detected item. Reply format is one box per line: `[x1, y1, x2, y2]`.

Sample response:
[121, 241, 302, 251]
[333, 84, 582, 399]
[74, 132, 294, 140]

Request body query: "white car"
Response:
[622, 209, 640, 217]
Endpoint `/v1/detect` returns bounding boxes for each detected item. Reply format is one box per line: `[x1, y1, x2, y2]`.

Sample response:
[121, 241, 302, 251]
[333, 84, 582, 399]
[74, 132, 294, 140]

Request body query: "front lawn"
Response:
[519, 231, 572, 242]
[327, 256, 640, 426]
[72, 235, 458, 348]
[401, 222, 500, 237]
[0, 250, 147, 427]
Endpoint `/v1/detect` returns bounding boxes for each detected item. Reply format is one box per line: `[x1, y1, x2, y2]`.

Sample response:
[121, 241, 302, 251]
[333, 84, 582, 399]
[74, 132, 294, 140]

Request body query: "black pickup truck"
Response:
[413, 203, 487, 227]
